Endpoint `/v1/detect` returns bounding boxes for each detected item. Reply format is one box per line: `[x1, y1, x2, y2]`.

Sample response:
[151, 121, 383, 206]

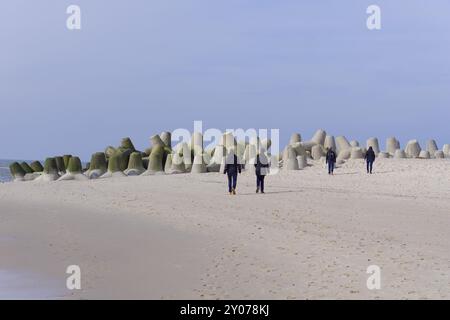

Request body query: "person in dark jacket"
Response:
[325, 147, 337, 175]
[254, 153, 269, 193]
[365, 146, 376, 174]
[223, 153, 242, 195]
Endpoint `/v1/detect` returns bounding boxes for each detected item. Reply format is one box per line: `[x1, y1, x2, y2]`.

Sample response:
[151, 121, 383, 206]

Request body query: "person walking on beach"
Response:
[365, 146, 376, 174]
[223, 151, 241, 195]
[325, 147, 337, 175]
[255, 153, 269, 193]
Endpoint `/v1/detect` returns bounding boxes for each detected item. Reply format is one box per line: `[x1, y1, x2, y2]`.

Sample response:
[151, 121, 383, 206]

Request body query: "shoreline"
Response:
[0, 200, 209, 299]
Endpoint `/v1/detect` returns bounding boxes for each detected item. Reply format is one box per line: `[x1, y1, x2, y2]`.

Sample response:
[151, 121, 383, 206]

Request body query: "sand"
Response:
[0, 158, 449, 299]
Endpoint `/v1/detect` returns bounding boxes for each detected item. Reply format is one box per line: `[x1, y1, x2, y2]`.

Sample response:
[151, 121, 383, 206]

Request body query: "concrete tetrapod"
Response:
[350, 147, 364, 159]
[30, 161, 44, 173]
[405, 140, 421, 158]
[179, 142, 192, 172]
[337, 148, 351, 162]
[289, 133, 302, 145]
[394, 149, 406, 159]
[191, 132, 204, 156]
[55, 156, 66, 175]
[426, 140, 438, 158]
[100, 153, 126, 178]
[386, 137, 400, 156]
[58, 157, 88, 181]
[120, 137, 136, 152]
[170, 153, 186, 174]
[142, 145, 165, 175]
[20, 162, 34, 174]
[284, 146, 299, 170]
[9, 162, 26, 182]
[435, 151, 445, 159]
[21, 162, 41, 181]
[366, 138, 380, 155]
[35, 158, 60, 182]
[105, 146, 116, 159]
[311, 145, 324, 160]
[160, 131, 172, 149]
[311, 129, 326, 146]
[324, 135, 336, 152]
[335, 136, 351, 155]
[418, 150, 430, 159]
[163, 153, 173, 173]
[86, 152, 108, 179]
[297, 155, 307, 169]
[191, 154, 207, 174]
[63, 155, 72, 169]
[125, 152, 146, 176]
[220, 132, 237, 151]
[291, 142, 307, 157]
[207, 145, 225, 172]
[443, 144, 450, 157]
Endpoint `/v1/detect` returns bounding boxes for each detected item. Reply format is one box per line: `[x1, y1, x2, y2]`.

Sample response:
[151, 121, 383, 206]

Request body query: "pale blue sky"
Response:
[1, 1, 449, 160]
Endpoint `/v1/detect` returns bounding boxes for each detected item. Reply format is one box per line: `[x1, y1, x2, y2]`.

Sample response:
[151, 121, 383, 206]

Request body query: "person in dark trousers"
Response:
[223, 153, 242, 195]
[325, 147, 337, 175]
[254, 153, 269, 193]
[365, 146, 376, 174]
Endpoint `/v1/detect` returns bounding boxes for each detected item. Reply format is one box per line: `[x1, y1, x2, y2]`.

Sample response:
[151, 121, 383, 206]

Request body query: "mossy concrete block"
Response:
[63, 155, 72, 169]
[9, 162, 26, 181]
[125, 152, 145, 176]
[55, 156, 66, 174]
[67, 156, 82, 173]
[160, 131, 172, 148]
[105, 146, 116, 159]
[142, 145, 165, 175]
[30, 161, 44, 173]
[20, 162, 34, 174]
[150, 134, 165, 147]
[120, 137, 136, 151]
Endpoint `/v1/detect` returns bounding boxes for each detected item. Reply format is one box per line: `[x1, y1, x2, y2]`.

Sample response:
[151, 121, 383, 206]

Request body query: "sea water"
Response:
[0, 159, 15, 183]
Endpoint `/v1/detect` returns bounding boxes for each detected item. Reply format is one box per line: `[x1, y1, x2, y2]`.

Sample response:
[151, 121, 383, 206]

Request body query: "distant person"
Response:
[254, 153, 270, 193]
[223, 152, 242, 195]
[365, 146, 376, 174]
[325, 147, 337, 175]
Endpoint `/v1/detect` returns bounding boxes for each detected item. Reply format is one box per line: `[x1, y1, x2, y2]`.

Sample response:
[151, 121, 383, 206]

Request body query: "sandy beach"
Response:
[1, 158, 449, 299]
